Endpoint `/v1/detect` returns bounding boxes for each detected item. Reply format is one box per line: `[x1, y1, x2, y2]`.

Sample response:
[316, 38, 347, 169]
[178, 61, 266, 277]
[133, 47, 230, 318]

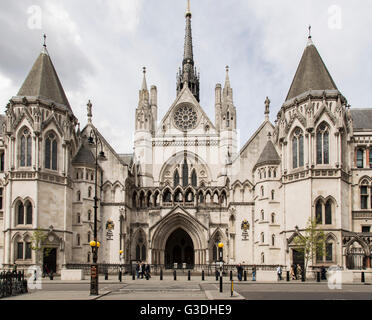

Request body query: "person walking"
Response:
[136, 261, 140, 279]
[277, 265, 282, 281]
[290, 265, 296, 280]
[140, 261, 145, 279]
[297, 264, 302, 280]
[252, 265, 256, 281]
[293, 264, 298, 280]
[145, 263, 151, 280]
[236, 264, 243, 281]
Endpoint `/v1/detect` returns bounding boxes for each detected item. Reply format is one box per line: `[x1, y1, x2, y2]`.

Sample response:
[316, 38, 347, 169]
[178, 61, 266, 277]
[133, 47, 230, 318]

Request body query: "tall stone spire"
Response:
[177, 0, 200, 102]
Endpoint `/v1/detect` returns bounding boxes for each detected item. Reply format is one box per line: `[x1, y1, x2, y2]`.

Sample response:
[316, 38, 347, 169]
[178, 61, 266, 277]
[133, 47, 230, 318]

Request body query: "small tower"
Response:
[264, 97, 270, 122]
[134, 68, 154, 187]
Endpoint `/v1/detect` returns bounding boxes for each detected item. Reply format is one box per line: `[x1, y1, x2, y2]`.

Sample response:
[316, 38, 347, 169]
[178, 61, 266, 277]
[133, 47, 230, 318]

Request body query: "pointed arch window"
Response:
[360, 181, 369, 209]
[26, 202, 33, 225]
[316, 200, 323, 224]
[17, 202, 24, 225]
[182, 158, 189, 187]
[292, 128, 304, 169]
[173, 170, 180, 188]
[271, 234, 275, 246]
[191, 170, 197, 187]
[356, 149, 364, 168]
[45, 132, 58, 170]
[316, 123, 330, 165]
[325, 200, 332, 225]
[0, 151, 4, 172]
[20, 128, 32, 167]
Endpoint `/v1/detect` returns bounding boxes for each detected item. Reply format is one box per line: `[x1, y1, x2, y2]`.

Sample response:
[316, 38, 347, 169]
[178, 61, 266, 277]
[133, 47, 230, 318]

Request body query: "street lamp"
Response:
[88, 121, 107, 296]
[218, 242, 224, 293]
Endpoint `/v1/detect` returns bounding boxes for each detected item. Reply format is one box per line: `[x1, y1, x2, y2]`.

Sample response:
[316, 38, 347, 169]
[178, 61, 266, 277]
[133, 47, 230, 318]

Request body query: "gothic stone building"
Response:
[0, 5, 371, 273]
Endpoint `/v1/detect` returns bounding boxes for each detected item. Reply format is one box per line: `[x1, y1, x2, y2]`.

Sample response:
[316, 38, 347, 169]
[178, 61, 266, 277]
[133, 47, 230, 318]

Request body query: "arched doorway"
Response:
[165, 228, 194, 269]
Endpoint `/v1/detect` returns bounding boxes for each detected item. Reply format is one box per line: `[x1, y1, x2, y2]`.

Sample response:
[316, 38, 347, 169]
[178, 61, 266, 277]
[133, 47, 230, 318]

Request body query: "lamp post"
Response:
[88, 125, 106, 296]
[218, 242, 224, 293]
[119, 250, 123, 282]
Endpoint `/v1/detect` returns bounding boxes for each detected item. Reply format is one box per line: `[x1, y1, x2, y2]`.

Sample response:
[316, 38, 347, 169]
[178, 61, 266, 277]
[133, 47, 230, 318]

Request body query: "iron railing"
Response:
[0, 271, 28, 299]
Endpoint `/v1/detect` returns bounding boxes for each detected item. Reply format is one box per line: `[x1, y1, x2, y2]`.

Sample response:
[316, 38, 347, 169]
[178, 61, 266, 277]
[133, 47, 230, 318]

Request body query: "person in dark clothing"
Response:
[135, 261, 140, 279]
[145, 264, 151, 280]
[236, 264, 243, 281]
[321, 266, 327, 280]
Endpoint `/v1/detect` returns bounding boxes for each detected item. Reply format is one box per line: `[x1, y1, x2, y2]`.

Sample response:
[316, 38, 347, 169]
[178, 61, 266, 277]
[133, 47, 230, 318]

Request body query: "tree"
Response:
[30, 228, 51, 267]
[293, 218, 326, 280]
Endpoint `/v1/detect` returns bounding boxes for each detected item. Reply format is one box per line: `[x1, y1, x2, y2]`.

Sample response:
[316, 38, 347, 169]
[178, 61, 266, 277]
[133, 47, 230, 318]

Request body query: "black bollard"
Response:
[119, 270, 122, 282]
[132, 270, 135, 280]
[215, 270, 219, 281]
[301, 271, 305, 282]
[160, 269, 163, 281]
[362, 272, 365, 283]
[286, 271, 290, 282]
[202, 270, 205, 281]
[105, 271, 108, 281]
[244, 270, 247, 281]
[220, 275, 223, 293]
[230, 270, 233, 281]
[174, 270, 177, 281]
[317, 272, 320, 282]
[188, 270, 191, 281]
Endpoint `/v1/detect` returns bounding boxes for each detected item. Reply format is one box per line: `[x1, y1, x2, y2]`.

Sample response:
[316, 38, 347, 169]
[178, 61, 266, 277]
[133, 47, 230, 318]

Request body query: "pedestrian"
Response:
[136, 261, 140, 279]
[293, 264, 298, 280]
[145, 263, 151, 280]
[12, 263, 17, 274]
[290, 265, 296, 280]
[277, 265, 282, 281]
[297, 264, 302, 280]
[321, 266, 327, 280]
[140, 261, 145, 279]
[252, 265, 256, 281]
[236, 264, 243, 281]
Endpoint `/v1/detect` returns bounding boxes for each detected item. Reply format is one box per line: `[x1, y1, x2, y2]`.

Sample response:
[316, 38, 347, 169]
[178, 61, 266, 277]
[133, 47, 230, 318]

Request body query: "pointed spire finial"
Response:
[308, 25, 312, 39]
[41, 34, 49, 55]
[141, 67, 148, 91]
[224, 65, 231, 88]
[265, 96, 270, 121]
[307, 25, 314, 46]
[87, 100, 92, 123]
[43, 34, 47, 47]
[186, 0, 191, 17]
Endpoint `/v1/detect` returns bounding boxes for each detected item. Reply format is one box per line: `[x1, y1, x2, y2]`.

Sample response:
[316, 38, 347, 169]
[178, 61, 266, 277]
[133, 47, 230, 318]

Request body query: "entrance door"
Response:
[292, 249, 304, 269]
[43, 248, 57, 274]
[165, 228, 194, 269]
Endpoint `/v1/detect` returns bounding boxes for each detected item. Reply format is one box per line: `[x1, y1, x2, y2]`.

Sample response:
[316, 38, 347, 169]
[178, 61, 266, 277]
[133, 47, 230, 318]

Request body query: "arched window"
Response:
[272, 234, 275, 246]
[191, 170, 197, 187]
[261, 232, 265, 243]
[316, 200, 323, 224]
[360, 181, 369, 210]
[261, 186, 264, 197]
[271, 190, 275, 201]
[182, 158, 189, 187]
[261, 253, 265, 264]
[77, 213, 81, 224]
[26, 202, 32, 225]
[292, 128, 304, 169]
[45, 132, 58, 170]
[17, 202, 24, 225]
[173, 170, 180, 188]
[0, 151, 5, 172]
[87, 252, 91, 263]
[261, 210, 265, 221]
[77, 234, 80, 246]
[88, 210, 91, 221]
[20, 128, 32, 167]
[356, 149, 364, 168]
[77, 191, 81, 202]
[163, 189, 172, 203]
[325, 200, 332, 225]
[271, 213, 275, 224]
[88, 187, 92, 198]
[198, 192, 204, 204]
[88, 232, 91, 243]
[213, 245, 217, 262]
[316, 123, 330, 165]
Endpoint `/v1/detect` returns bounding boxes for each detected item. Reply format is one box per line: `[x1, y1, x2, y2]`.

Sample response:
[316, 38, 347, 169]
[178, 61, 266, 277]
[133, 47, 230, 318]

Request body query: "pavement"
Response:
[2, 275, 371, 301]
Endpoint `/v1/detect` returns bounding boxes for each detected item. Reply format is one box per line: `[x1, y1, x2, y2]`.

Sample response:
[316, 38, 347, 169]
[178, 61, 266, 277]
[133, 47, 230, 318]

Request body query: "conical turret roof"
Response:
[17, 48, 72, 111]
[255, 140, 281, 168]
[286, 39, 338, 102]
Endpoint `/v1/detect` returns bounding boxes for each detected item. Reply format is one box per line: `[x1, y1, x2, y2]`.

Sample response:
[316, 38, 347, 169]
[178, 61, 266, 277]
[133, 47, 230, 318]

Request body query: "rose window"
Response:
[173, 104, 198, 131]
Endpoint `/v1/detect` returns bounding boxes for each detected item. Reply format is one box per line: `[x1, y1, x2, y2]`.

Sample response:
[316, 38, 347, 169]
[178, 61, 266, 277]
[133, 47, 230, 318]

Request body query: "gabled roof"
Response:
[17, 48, 72, 111]
[72, 143, 95, 165]
[286, 39, 338, 102]
[255, 140, 281, 168]
[350, 109, 372, 131]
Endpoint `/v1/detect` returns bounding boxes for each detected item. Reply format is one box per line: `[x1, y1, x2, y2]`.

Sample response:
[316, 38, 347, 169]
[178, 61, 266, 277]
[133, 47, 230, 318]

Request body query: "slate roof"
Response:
[118, 154, 134, 167]
[286, 39, 338, 101]
[72, 144, 95, 165]
[350, 109, 372, 131]
[17, 48, 72, 111]
[255, 140, 281, 168]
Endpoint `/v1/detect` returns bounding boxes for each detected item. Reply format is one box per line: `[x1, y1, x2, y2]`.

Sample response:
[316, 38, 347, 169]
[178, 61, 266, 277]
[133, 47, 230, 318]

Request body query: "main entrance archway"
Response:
[165, 228, 194, 269]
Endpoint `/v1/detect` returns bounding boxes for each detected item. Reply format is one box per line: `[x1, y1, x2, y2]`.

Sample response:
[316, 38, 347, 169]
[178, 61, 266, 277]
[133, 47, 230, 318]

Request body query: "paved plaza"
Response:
[3, 275, 372, 301]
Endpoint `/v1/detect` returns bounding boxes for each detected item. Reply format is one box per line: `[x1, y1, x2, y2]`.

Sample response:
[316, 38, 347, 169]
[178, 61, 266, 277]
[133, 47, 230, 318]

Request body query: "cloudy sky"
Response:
[0, 0, 371, 153]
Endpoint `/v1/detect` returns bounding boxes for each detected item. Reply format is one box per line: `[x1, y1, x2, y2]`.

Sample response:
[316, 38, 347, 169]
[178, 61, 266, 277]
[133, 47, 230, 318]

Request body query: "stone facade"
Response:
[0, 5, 371, 274]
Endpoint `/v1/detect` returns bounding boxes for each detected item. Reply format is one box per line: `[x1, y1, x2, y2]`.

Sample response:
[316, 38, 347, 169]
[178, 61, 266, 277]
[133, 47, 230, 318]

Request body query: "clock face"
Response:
[173, 103, 198, 131]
